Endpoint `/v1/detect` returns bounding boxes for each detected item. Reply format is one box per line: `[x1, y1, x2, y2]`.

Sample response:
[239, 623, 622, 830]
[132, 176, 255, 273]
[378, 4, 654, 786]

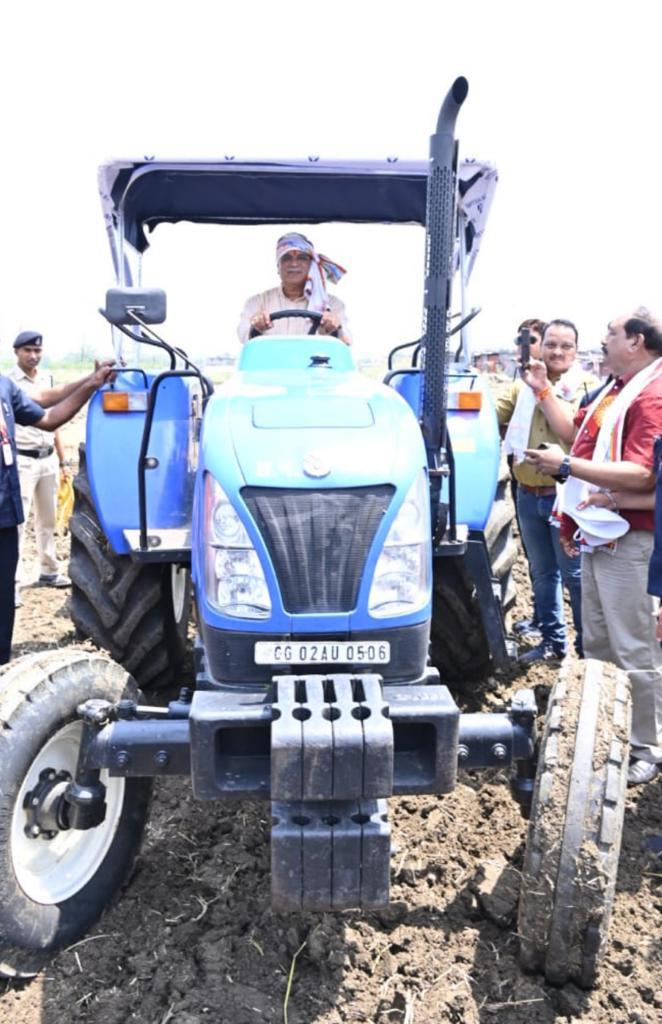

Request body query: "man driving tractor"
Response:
[237, 232, 352, 344]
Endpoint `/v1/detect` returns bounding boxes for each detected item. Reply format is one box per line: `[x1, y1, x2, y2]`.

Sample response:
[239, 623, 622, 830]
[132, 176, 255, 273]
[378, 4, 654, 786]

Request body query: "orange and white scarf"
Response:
[556, 357, 662, 550]
[578, 357, 662, 464]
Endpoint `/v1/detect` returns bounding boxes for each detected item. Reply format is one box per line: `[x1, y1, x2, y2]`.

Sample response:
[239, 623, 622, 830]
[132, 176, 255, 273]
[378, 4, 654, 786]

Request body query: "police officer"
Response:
[8, 330, 72, 598]
[0, 358, 114, 664]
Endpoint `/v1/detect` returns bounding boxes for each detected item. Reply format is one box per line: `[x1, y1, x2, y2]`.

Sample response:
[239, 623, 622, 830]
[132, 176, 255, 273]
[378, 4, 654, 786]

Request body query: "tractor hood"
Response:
[201, 338, 426, 492]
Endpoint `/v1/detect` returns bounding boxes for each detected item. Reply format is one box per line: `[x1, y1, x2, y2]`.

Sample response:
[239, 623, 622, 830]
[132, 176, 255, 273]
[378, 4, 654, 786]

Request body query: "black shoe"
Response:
[513, 618, 542, 641]
[519, 641, 566, 666]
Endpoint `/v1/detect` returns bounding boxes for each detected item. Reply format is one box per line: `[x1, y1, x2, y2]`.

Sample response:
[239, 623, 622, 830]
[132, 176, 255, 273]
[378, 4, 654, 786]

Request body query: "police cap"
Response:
[13, 330, 43, 350]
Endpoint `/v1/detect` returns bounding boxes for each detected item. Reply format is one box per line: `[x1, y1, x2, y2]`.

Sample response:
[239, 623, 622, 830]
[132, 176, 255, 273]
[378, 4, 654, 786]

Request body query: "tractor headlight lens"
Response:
[211, 498, 251, 547]
[204, 475, 271, 619]
[368, 471, 431, 617]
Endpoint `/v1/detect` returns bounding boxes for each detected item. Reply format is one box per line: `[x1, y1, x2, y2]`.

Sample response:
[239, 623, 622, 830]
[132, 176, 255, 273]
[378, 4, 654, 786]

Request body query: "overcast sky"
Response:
[0, 1, 659, 362]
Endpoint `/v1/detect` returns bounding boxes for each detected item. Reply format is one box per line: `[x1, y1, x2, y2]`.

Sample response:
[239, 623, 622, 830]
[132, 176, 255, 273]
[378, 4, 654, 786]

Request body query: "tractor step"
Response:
[271, 798, 391, 911]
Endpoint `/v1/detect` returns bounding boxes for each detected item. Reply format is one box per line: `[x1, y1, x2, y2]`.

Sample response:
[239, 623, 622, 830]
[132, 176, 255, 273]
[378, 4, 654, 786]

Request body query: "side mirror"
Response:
[104, 287, 167, 325]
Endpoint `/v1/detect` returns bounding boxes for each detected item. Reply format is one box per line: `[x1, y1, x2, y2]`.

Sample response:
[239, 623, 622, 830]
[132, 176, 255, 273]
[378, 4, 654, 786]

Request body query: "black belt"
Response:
[518, 483, 557, 496]
[16, 447, 54, 459]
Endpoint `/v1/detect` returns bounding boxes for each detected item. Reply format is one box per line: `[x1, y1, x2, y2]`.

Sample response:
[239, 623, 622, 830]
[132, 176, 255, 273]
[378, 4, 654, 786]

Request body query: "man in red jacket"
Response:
[525, 309, 662, 785]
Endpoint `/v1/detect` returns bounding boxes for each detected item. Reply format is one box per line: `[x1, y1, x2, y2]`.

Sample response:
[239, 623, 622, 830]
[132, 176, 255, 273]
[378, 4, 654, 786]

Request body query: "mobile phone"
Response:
[519, 327, 531, 370]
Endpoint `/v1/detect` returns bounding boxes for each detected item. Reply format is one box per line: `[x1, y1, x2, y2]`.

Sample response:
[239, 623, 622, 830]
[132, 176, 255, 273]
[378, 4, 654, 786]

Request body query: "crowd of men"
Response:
[499, 310, 662, 786]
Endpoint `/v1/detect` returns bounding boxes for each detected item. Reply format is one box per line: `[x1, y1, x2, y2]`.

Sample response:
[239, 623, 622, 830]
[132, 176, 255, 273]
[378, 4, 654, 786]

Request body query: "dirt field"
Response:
[2, 432, 661, 1023]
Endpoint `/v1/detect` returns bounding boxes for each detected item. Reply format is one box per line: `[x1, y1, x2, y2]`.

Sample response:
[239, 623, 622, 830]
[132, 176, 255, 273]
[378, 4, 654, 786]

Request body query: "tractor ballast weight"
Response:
[0, 79, 629, 989]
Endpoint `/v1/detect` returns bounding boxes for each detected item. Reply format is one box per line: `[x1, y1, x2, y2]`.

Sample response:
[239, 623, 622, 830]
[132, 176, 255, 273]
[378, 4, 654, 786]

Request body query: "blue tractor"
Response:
[0, 80, 630, 989]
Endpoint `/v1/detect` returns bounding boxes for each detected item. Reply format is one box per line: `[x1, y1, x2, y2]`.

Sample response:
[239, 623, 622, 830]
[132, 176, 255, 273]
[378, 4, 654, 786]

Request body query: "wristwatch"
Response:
[554, 455, 572, 483]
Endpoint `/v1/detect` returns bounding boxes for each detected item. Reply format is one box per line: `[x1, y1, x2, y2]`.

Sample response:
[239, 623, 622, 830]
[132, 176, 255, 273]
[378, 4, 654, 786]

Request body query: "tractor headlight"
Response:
[368, 470, 431, 617]
[204, 475, 271, 618]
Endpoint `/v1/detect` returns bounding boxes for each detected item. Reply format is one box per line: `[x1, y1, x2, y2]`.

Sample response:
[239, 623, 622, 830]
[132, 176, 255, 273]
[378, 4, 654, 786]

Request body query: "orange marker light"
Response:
[102, 391, 148, 413]
[457, 391, 482, 411]
[448, 391, 482, 411]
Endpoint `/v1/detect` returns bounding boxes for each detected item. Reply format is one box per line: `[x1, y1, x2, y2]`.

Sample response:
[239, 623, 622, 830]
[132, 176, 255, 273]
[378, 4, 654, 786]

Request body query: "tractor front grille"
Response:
[242, 486, 394, 614]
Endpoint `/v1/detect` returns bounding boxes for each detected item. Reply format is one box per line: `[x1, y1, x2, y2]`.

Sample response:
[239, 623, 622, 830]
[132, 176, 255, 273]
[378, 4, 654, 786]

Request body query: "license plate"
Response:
[254, 641, 391, 665]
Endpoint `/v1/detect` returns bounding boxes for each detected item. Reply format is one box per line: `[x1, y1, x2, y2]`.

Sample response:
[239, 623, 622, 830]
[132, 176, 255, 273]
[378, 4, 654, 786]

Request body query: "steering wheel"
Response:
[248, 308, 339, 340]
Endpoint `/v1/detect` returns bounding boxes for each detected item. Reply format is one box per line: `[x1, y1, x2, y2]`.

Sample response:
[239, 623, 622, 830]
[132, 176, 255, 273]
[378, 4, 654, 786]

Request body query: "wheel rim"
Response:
[11, 722, 125, 905]
[171, 564, 189, 624]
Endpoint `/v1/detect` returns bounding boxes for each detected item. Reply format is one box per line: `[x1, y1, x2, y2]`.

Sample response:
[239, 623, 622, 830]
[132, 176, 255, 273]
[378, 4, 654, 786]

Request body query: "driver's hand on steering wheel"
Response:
[318, 308, 342, 337]
[250, 310, 272, 335]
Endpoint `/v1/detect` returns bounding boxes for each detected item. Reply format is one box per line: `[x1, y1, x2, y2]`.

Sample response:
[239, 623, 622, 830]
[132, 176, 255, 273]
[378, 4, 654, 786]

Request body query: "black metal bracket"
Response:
[137, 369, 202, 552]
[463, 530, 513, 672]
[65, 699, 116, 830]
[70, 681, 537, 818]
[457, 688, 536, 768]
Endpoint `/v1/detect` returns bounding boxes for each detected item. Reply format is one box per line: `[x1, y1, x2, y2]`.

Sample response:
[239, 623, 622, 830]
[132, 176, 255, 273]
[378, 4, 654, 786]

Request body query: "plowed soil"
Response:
[2, 438, 661, 1023]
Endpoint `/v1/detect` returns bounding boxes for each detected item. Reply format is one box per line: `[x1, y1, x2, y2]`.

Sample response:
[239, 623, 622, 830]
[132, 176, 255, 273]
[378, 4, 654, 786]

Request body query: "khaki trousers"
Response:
[582, 530, 662, 762]
[16, 452, 59, 583]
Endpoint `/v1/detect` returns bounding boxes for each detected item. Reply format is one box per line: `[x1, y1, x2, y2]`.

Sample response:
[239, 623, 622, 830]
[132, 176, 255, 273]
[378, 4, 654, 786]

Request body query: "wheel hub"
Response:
[11, 720, 127, 905]
[24, 768, 72, 839]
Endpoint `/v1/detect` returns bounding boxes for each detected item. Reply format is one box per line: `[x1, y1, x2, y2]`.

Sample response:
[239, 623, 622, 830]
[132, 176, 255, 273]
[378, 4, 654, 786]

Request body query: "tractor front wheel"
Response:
[518, 659, 631, 988]
[0, 651, 152, 977]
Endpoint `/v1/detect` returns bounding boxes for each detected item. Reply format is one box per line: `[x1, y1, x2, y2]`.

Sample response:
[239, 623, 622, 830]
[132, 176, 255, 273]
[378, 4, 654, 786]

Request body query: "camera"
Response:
[517, 327, 531, 370]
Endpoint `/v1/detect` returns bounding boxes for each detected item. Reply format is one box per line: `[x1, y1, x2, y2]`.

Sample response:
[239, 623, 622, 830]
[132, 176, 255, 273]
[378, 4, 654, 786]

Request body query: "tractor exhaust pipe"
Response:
[420, 76, 468, 540]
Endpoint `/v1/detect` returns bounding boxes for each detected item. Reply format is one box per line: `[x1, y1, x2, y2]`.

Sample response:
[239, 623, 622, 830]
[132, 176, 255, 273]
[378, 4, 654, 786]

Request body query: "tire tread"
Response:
[518, 659, 631, 988]
[68, 445, 190, 690]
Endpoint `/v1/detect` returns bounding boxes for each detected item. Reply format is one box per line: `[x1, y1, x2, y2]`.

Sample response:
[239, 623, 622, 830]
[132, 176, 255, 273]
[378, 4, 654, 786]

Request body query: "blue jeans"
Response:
[516, 489, 583, 654]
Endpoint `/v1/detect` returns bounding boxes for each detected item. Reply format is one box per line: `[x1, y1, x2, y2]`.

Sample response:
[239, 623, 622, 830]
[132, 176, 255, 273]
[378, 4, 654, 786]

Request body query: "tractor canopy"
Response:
[99, 156, 497, 283]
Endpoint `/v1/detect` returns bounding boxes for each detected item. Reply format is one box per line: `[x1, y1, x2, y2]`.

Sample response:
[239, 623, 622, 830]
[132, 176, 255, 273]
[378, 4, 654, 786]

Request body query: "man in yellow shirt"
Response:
[496, 319, 598, 664]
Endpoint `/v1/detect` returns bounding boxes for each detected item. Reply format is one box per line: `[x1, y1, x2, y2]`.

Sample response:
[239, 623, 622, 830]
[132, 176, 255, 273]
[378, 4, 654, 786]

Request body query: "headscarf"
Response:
[276, 232, 346, 313]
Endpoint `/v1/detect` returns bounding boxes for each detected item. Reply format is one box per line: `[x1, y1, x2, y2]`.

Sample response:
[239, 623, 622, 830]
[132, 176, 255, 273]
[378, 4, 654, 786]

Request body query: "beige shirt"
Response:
[495, 370, 599, 487]
[7, 365, 52, 451]
[237, 287, 350, 344]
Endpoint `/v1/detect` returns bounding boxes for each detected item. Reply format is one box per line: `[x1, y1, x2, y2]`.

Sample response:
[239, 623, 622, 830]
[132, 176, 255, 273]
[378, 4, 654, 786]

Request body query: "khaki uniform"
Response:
[7, 366, 59, 582]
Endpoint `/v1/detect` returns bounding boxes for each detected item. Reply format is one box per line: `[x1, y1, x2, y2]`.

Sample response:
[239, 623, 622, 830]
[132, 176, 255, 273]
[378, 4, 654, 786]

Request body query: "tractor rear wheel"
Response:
[0, 651, 152, 977]
[518, 659, 631, 988]
[69, 445, 191, 691]
[430, 458, 517, 680]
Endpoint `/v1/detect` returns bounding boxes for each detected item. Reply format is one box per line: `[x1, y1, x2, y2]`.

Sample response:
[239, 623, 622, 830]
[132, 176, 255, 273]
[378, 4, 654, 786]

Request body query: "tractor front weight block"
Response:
[271, 798, 391, 912]
[72, 682, 538, 908]
[70, 680, 537, 911]
[187, 676, 461, 801]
